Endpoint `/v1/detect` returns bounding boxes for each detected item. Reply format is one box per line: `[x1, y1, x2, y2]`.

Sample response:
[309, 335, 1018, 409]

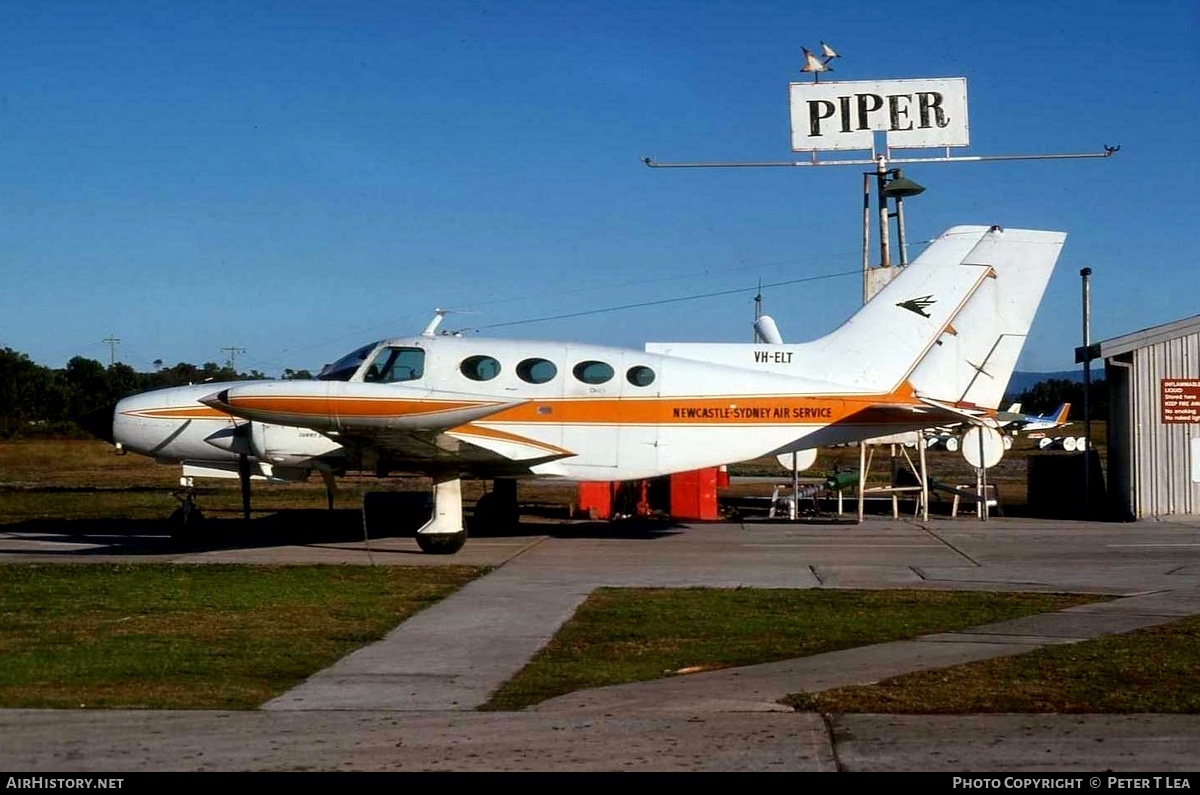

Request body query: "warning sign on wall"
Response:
[1161, 378, 1200, 423]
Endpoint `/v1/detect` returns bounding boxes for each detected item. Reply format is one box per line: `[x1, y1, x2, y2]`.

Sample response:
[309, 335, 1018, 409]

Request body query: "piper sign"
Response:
[789, 77, 969, 152]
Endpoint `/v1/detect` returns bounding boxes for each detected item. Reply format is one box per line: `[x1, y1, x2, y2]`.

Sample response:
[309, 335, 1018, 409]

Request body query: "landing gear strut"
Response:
[413, 475, 468, 554]
[169, 477, 205, 541]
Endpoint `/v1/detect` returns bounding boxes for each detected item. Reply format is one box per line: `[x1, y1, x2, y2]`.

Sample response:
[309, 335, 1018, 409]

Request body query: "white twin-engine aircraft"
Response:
[88, 225, 1066, 554]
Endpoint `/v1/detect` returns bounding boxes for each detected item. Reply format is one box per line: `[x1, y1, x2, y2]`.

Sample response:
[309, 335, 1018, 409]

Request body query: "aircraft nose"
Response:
[77, 402, 117, 444]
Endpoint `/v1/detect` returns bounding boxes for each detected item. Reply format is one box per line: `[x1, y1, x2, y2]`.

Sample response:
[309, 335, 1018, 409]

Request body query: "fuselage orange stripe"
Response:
[140, 383, 931, 427]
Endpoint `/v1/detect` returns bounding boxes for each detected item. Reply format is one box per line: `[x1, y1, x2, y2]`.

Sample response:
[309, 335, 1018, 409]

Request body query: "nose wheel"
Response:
[415, 530, 467, 554]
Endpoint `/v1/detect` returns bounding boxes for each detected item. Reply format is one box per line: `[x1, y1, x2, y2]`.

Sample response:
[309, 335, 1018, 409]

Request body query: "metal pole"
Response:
[977, 428, 988, 522]
[642, 147, 1119, 169]
[919, 432, 929, 521]
[875, 157, 890, 268]
[791, 451, 799, 521]
[857, 442, 866, 523]
[103, 335, 120, 367]
[896, 194, 908, 266]
[862, 172, 871, 303]
[1081, 267, 1092, 517]
[753, 283, 762, 342]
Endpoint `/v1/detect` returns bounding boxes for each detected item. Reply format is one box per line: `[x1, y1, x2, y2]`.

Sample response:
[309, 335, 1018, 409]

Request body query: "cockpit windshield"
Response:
[317, 341, 380, 382]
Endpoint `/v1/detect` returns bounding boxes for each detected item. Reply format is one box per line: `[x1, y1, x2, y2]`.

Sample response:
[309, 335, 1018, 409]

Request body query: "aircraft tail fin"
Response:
[794, 224, 1066, 406]
[645, 225, 1066, 410]
[901, 226, 1066, 409]
[1054, 403, 1071, 424]
[780, 225, 1004, 393]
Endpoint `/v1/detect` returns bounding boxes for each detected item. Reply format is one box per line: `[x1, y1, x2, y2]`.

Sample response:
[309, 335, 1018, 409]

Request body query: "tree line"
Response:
[0, 345, 1107, 439]
[0, 347, 312, 438]
[1012, 377, 1108, 422]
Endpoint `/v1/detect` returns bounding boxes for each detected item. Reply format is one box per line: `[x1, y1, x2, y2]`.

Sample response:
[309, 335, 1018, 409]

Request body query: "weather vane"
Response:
[801, 42, 839, 82]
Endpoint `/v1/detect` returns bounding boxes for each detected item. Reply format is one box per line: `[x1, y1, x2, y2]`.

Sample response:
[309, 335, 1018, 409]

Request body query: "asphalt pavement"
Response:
[1, 514, 1198, 772]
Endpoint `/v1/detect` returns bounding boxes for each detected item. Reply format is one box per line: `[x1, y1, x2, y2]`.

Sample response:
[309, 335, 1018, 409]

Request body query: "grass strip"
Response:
[787, 614, 1200, 714]
[482, 587, 1101, 711]
[0, 563, 483, 709]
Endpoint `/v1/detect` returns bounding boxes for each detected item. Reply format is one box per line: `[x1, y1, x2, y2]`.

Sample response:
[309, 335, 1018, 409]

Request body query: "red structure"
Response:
[575, 481, 615, 520]
[575, 467, 720, 521]
[667, 467, 719, 520]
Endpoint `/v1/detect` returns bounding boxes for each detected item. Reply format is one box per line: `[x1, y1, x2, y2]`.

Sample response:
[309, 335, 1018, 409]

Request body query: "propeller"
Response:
[232, 422, 253, 520]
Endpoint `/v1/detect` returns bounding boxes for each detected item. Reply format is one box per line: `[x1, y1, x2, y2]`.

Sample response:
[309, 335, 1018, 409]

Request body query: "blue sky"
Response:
[1, 0, 1196, 376]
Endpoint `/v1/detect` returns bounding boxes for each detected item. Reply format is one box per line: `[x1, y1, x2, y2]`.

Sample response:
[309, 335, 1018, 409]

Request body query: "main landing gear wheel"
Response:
[469, 490, 520, 534]
[169, 505, 205, 526]
[415, 531, 467, 555]
[469, 479, 520, 535]
[168, 505, 205, 544]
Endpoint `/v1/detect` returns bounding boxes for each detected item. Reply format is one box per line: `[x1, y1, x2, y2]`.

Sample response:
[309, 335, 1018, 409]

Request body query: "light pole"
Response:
[1081, 267, 1093, 516]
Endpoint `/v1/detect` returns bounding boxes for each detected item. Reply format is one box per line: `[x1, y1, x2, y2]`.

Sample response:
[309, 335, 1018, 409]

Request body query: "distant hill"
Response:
[1007, 369, 1085, 397]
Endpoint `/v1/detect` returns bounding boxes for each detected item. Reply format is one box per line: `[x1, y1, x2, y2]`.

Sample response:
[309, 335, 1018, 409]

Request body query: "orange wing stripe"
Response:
[123, 406, 231, 420]
[228, 396, 499, 418]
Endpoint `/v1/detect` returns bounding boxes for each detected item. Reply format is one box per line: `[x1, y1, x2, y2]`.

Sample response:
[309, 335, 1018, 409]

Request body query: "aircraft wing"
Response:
[202, 381, 575, 477]
[327, 423, 575, 477]
[912, 397, 998, 426]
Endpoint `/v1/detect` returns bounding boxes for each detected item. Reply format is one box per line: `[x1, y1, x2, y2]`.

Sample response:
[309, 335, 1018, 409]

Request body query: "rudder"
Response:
[906, 227, 1067, 409]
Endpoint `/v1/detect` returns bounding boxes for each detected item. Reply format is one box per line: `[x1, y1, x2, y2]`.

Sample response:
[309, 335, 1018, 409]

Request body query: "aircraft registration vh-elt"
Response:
[81, 225, 1066, 554]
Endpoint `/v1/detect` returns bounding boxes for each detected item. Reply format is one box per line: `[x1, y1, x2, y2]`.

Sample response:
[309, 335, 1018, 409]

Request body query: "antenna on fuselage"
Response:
[422, 308, 448, 337]
[424, 307, 470, 336]
[752, 281, 784, 344]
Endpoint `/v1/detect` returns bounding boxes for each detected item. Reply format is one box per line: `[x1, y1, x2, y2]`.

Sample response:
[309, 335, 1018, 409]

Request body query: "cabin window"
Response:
[516, 358, 557, 384]
[626, 365, 656, 387]
[460, 355, 502, 381]
[573, 360, 614, 385]
[364, 347, 425, 383]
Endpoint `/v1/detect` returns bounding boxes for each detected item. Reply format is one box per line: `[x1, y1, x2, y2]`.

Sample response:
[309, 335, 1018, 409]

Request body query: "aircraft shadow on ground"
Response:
[0, 509, 381, 556]
[0, 508, 687, 556]
[536, 518, 686, 541]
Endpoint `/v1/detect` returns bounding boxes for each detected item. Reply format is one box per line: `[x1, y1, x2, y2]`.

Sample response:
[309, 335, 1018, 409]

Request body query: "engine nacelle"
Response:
[112, 381, 344, 471]
[114, 382, 255, 464]
[248, 421, 343, 467]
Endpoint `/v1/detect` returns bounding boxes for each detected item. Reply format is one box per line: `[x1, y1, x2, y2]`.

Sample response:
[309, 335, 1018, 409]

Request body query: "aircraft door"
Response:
[556, 348, 641, 474]
[613, 351, 662, 475]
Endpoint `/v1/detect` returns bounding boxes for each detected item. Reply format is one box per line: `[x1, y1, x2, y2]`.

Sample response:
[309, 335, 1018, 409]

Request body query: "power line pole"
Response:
[103, 334, 120, 367]
[221, 346, 246, 371]
[1081, 267, 1093, 517]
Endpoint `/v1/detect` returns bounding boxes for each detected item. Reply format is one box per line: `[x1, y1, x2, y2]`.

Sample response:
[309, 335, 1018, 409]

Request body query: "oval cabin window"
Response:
[572, 360, 614, 385]
[626, 365, 656, 387]
[516, 358, 558, 384]
[460, 355, 502, 382]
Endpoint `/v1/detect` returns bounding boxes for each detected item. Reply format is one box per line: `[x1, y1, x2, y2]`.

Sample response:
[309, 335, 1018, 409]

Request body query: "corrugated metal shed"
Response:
[1099, 314, 1200, 519]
